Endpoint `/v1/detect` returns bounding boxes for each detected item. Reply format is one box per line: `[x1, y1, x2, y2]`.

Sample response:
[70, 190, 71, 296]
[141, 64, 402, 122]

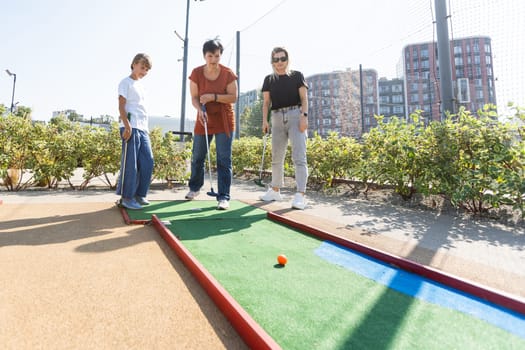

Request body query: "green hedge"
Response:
[1, 105, 524, 216]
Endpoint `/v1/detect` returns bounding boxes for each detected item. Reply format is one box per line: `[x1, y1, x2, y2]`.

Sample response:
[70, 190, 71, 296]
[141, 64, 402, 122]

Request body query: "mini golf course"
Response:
[121, 200, 525, 349]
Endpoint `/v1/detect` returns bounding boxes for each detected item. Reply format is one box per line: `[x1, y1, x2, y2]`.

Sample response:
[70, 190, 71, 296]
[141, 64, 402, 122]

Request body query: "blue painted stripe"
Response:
[315, 241, 525, 339]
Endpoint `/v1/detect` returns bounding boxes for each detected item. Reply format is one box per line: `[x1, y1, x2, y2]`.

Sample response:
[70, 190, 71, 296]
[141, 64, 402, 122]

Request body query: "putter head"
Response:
[206, 190, 218, 197]
[254, 178, 265, 187]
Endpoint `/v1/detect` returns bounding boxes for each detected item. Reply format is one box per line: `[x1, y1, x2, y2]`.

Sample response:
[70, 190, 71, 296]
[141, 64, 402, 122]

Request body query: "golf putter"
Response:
[254, 133, 268, 187]
[117, 113, 131, 207]
[202, 104, 218, 197]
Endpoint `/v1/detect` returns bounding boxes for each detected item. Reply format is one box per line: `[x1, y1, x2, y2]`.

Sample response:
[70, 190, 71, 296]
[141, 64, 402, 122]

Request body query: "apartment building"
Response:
[306, 68, 378, 138]
[402, 36, 496, 122]
[239, 36, 496, 138]
[378, 78, 405, 122]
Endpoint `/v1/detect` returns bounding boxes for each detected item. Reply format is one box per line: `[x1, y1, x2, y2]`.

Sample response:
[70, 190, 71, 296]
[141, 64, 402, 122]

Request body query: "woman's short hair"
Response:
[203, 39, 224, 55]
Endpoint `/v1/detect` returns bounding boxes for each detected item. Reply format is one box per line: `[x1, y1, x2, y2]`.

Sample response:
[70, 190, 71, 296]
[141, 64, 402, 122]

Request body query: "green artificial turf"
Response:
[127, 201, 525, 349]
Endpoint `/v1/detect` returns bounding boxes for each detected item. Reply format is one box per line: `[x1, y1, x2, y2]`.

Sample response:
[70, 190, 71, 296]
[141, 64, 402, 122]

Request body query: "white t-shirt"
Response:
[118, 76, 149, 131]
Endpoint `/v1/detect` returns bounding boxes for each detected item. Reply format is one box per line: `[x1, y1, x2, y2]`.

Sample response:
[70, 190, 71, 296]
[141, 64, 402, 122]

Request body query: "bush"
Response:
[0, 105, 523, 219]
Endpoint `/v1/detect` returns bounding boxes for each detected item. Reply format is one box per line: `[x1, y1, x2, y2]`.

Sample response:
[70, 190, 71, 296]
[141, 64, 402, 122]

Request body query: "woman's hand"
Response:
[262, 119, 270, 134]
[299, 116, 308, 133]
[198, 107, 207, 126]
[199, 93, 215, 105]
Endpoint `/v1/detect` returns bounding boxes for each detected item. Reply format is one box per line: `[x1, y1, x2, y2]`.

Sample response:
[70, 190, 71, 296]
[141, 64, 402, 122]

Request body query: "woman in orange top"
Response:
[185, 39, 238, 210]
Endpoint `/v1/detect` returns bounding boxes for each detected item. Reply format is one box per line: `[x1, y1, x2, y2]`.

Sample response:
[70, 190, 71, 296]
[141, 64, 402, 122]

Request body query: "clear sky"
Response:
[1, 0, 523, 123]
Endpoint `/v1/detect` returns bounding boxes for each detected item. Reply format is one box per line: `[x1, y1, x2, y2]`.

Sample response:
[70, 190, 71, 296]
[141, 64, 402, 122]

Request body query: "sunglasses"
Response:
[272, 56, 288, 63]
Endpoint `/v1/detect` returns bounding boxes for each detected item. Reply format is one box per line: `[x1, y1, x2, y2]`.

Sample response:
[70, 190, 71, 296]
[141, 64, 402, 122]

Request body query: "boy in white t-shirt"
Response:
[116, 53, 154, 210]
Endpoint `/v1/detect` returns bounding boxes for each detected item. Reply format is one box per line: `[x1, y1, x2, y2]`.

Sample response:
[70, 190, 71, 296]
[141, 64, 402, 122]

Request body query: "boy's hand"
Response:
[122, 127, 132, 141]
[121, 112, 132, 141]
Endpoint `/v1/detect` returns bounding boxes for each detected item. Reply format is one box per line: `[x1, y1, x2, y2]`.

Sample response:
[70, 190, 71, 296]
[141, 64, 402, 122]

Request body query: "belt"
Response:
[273, 105, 299, 113]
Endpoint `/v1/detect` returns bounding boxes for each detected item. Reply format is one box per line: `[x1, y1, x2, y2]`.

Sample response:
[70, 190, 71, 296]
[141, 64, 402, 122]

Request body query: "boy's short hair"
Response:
[131, 53, 152, 70]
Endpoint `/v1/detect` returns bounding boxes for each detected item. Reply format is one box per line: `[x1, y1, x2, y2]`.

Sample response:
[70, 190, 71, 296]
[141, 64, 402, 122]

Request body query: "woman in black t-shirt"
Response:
[259, 47, 309, 210]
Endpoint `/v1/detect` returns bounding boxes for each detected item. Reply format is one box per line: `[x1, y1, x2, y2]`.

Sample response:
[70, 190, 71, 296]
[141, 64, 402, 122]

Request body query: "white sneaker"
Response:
[185, 190, 200, 200]
[259, 188, 282, 202]
[217, 199, 229, 210]
[291, 193, 307, 210]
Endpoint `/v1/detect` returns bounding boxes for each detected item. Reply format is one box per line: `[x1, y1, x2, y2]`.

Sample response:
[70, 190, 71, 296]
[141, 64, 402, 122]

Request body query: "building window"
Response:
[476, 90, 484, 99]
[380, 95, 389, 103]
[392, 95, 403, 103]
[475, 66, 482, 77]
[380, 106, 390, 115]
[485, 55, 491, 65]
[457, 78, 470, 103]
[411, 94, 419, 103]
[455, 57, 463, 66]
[484, 43, 491, 53]
[393, 105, 404, 114]
[454, 45, 462, 55]
[473, 42, 480, 53]
[392, 84, 403, 92]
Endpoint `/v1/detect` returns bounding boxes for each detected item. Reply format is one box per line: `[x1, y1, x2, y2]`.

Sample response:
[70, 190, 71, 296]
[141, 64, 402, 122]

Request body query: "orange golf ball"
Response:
[277, 254, 288, 265]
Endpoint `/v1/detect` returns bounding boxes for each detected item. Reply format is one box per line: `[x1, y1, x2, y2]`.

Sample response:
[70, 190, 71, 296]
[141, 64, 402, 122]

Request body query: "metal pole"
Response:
[435, 0, 455, 119]
[179, 0, 191, 134]
[359, 64, 365, 136]
[11, 74, 16, 114]
[5, 69, 16, 114]
[235, 31, 240, 139]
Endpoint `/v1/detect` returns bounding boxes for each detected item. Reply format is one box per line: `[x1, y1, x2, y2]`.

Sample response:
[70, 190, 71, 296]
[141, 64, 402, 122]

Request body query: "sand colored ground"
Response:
[0, 202, 247, 350]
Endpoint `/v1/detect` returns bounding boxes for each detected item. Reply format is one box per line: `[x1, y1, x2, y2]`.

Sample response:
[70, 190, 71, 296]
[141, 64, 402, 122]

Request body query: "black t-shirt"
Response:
[262, 71, 308, 110]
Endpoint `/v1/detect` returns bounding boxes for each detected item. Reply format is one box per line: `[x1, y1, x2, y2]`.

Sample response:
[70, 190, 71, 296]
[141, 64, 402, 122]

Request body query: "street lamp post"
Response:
[179, 0, 205, 135]
[5, 69, 17, 114]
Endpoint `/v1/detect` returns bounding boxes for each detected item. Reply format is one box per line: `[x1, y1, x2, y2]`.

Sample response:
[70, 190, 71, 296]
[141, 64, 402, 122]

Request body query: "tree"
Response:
[13, 106, 32, 119]
[240, 92, 264, 137]
[67, 111, 82, 122]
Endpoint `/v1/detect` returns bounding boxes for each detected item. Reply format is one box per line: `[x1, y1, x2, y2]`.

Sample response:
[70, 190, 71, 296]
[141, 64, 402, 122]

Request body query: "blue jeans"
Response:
[116, 128, 154, 199]
[188, 132, 232, 201]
